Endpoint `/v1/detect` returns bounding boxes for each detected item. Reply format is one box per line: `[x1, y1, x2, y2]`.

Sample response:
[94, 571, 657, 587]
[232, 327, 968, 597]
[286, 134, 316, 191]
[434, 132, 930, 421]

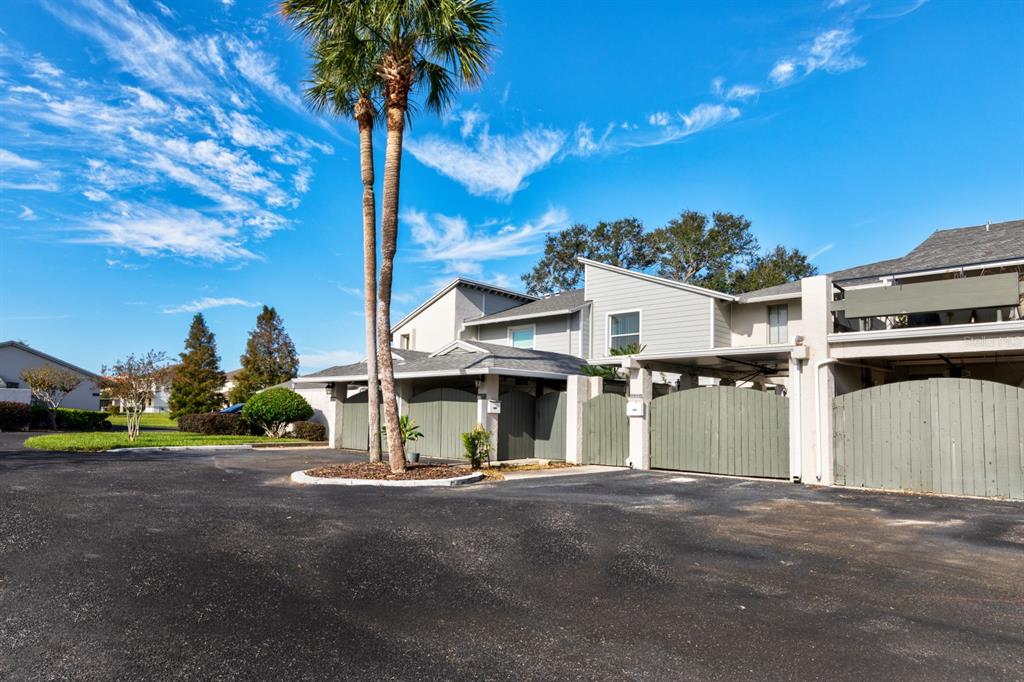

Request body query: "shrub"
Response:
[461, 424, 492, 469]
[0, 401, 32, 431]
[288, 420, 326, 441]
[242, 388, 313, 437]
[29, 405, 111, 431]
[178, 412, 255, 435]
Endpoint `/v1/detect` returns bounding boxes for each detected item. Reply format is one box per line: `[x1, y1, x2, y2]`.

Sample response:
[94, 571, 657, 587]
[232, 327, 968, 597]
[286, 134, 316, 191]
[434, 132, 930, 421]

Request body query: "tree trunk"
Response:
[378, 103, 407, 472]
[356, 101, 381, 463]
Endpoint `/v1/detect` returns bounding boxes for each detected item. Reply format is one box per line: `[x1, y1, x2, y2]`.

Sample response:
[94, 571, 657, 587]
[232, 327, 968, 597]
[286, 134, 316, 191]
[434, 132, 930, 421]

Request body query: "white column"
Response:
[788, 352, 804, 482]
[327, 382, 348, 449]
[476, 374, 500, 459]
[565, 375, 590, 464]
[396, 379, 412, 417]
[626, 363, 652, 470]
[799, 275, 834, 485]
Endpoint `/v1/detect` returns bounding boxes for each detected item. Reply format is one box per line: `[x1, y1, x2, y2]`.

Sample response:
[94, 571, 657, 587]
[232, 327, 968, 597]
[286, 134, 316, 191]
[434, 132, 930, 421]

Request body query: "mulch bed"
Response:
[304, 462, 475, 481]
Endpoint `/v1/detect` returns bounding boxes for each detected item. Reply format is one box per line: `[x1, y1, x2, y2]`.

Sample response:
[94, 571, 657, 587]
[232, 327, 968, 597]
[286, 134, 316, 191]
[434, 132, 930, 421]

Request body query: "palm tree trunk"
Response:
[378, 102, 407, 472]
[356, 101, 381, 463]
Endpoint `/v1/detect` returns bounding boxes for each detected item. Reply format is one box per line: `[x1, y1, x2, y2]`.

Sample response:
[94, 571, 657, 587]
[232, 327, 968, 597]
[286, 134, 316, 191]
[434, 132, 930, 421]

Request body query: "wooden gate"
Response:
[583, 393, 629, 466]
[534, 391, 567, 460]
[650, 387, 789, 478]
[340, 390, 387, 452]
[834, 378, 1024, 499]
[407, 387, 477, 459]
[497, 390, 535, 460]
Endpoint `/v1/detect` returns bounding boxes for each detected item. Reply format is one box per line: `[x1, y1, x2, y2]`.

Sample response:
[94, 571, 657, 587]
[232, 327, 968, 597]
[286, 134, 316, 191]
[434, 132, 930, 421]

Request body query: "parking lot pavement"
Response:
[1, 446, 1021, 680]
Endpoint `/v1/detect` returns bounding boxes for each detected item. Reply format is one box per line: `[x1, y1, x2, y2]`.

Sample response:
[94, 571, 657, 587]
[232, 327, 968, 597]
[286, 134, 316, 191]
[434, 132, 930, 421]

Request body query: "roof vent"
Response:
[986, 220, 991, 231]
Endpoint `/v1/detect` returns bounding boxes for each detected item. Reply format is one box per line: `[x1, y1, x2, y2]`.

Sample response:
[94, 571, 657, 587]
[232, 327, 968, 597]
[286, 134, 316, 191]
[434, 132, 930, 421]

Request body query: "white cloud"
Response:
[29, 56, 63, 78]
[0, 148, 42, 169]
[809, 243, 835, 260]
[77, 203, 256, 261]
[123, 85, 168, 112]
[769, 28, 865, 86]
[299, 348, 362, 372]
[406, 126, 566, 199]
[769, 60, 797, 85]
[83, 188, 112, 202]
[404, 206, 568, 264]
[624, 103, 741, 149]
[294, 167, 312, 193]
[162, 296, 259, 314]
[459, 107, 487, 138]
[154, 2, 174, 18]
[18, 206, 38, 220]
[725, 84, 760, 100]
[648, 111, 671, 126]
[223, 37, 305, 114]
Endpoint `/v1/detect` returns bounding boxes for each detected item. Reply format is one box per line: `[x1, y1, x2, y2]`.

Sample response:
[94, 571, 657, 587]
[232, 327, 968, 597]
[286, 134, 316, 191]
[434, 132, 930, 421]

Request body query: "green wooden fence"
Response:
[339, 390, 387, 453]
[497, 390, 535, 460]
[650, 387, 789, 478]
[407, 387, 477, 459]
[834, 378, 1024, 499]
[583, 393, 629, 466]
[534, 391, 567, 460]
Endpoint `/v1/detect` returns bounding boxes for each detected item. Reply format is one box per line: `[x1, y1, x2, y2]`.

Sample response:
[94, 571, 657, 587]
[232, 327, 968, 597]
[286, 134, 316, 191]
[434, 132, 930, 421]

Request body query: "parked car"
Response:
[220, 403, 244, 414]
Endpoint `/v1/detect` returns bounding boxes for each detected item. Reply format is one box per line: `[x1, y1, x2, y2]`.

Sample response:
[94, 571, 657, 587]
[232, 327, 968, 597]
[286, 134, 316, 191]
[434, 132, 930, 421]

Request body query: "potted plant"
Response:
[383, 415, 424, 463]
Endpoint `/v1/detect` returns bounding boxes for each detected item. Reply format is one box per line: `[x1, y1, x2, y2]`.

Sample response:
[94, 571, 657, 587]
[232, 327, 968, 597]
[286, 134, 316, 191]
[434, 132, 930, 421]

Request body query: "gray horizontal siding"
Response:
[585, 265, 714, 356]
[474, 314, 576, 355]
[714, 301, 731, 348]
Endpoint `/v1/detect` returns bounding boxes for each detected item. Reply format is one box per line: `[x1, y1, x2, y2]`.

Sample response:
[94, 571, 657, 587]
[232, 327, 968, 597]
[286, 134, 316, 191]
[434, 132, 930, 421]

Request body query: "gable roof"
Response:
[463, 289, 586, 326]
[0, 340, 101, 380]
[738, 218, 1024, 302]
[580, 258, 737, 301]
[391, 278, 537, 332]
[294, 342, 582, 382]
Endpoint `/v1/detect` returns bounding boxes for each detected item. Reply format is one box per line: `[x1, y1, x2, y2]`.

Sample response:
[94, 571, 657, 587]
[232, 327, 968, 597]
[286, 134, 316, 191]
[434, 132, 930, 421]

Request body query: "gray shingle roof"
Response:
[295, 342, 583, 382]
[464, 289, 585, 325]
[738, 219, 1024, 301]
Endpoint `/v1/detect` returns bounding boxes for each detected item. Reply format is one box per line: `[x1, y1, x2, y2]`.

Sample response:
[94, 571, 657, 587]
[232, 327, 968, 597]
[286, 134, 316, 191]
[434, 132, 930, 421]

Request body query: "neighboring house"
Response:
[221, 368, 243, 402]
[296, 218, 1024, 501]
[0, 340, 102, 410]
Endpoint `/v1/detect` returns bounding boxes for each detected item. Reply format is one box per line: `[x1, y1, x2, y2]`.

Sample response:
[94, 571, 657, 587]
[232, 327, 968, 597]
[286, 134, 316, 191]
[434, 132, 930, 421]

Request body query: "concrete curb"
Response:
[106, 444, 255, 454]
[290, 470, 485, 488]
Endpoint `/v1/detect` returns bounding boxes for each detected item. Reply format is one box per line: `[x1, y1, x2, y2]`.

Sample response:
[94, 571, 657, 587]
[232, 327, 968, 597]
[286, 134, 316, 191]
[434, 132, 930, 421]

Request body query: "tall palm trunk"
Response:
[355, 98, 381, 463]
[378, 81, 409, 472]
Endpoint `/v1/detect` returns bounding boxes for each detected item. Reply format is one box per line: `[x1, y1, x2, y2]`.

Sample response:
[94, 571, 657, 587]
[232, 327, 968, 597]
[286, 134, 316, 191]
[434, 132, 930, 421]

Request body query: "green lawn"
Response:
[24, 432, 305, 452]
[107, 413, 179, 430]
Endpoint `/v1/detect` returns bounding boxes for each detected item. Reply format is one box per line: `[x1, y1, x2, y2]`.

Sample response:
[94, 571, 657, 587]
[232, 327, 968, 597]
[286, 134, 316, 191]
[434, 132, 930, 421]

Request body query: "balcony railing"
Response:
[831, 272, 1023, 332]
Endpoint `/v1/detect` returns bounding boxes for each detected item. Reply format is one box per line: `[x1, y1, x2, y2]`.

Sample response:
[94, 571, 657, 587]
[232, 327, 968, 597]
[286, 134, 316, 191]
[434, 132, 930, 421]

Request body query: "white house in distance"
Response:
[0, 341, 102, 410]
[295, 218, 1024, 501]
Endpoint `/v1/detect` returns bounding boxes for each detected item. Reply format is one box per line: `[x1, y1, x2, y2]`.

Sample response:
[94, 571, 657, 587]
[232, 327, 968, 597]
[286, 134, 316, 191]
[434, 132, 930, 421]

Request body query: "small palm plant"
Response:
[381, 415, 423, 462]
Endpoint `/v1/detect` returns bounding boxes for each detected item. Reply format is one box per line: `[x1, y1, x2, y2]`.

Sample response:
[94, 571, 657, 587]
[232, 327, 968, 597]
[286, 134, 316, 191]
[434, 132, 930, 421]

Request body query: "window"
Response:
[608, 311, 640, 352]
[768, 304, 789, 344]
[509, 325, 535, 349]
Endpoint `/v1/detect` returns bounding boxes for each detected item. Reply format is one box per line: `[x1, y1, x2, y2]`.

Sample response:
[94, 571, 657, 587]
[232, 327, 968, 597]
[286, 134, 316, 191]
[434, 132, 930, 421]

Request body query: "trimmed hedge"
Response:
[29, 405, 111, 431]
[288, 420, 326, 441]
[0, 401, 32, 431]
[177, 412, 256, 436]
[242, 388, 313, 437]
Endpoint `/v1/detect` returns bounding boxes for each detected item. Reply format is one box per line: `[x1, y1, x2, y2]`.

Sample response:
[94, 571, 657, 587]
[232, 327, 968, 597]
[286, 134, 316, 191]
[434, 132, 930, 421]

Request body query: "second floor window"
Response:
[609, 311, 640, 352]
[768, 304, 789, 344]
[510, 326, 535, 349]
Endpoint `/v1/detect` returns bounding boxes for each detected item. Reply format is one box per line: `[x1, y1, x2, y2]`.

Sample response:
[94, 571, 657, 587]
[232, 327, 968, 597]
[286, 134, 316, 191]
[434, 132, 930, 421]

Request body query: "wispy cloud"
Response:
[809, 243, 835, 260]
[769, 28, 865, 87]
[406, 126, 566, 200]
[1, 0, 333, 261]
[162, 296, 260, 314]
[18, 206, 38, 221]
[404, 207, 568, 266]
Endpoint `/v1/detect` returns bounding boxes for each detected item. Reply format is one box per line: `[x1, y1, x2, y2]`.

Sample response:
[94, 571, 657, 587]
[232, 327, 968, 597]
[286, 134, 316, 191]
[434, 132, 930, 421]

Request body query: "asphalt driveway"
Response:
[0, 443, 1021, 680]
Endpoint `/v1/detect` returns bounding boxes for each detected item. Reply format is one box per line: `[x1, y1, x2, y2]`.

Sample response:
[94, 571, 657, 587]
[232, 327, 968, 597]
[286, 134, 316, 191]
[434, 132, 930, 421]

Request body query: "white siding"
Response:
[584, 265, 715, 356]
[0, 345, 101, 410]
[392, 285, 529, 354]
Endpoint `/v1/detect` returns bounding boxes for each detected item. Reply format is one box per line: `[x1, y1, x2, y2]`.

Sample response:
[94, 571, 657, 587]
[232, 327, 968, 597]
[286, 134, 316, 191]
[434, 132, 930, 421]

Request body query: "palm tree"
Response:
[282, 8, 384, 463]
[282, 0, 498, 472]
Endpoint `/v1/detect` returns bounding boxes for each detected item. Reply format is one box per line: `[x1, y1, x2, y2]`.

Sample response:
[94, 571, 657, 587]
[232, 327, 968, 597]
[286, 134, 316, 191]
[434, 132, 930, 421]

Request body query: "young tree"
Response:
[729, 245, 818, 294]
[522, 219, 655, 295]
[285, 16, 384, 464]
[169, 313, 226, 418]
[102, 351, 171, 441]
[19, 364, 85, 430]
[649, 210, 759, 291]
[229, 306, 300, 404]
[282, 0, 498, 472]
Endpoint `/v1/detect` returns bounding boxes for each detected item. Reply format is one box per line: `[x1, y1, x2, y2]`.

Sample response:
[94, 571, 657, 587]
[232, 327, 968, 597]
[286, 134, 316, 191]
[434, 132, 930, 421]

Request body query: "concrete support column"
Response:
[565, 375, 590, 464]
[327, 382, 348, 449]
[476, 374, 500, 459]
[626, 363, 652, 470]
[799, 275, 835, 485]
[396, 379, 412, 417]
[787, 354, 805, 482]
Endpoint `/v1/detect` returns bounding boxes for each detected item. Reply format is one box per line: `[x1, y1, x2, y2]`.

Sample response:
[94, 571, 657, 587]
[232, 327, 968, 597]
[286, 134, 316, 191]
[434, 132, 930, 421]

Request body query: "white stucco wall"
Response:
[0, 345, 101, 410]
[729, 300, 803, 346]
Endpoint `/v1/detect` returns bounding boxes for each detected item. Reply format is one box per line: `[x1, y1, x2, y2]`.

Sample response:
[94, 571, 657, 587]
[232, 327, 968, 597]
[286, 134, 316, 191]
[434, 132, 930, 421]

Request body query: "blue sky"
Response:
[1, 0, 1022, 373]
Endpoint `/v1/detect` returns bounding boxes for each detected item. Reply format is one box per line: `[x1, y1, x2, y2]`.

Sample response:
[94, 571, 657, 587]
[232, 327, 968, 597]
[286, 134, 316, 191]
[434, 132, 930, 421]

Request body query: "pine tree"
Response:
[229, 306, 299, 404]
[169, 313, 226, 418]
